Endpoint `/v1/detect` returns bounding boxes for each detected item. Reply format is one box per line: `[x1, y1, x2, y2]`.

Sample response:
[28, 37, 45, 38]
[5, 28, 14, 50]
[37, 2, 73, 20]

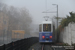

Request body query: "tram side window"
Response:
[39, 24, 42, 32]
[43, 24, 51, 32]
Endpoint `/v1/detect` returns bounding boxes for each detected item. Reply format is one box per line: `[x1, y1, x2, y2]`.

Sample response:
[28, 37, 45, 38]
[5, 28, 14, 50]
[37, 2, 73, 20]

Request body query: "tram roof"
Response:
[42, 21, 52, 24]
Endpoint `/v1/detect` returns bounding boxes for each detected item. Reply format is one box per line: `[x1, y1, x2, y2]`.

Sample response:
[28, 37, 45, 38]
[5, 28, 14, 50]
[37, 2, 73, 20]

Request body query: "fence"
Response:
[59, 22, 75, 45]
[0, 37, 39, 50]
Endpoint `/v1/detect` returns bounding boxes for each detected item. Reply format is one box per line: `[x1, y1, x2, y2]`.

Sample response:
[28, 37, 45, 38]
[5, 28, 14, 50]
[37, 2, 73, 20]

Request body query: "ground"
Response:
[28, 42, 66, 50]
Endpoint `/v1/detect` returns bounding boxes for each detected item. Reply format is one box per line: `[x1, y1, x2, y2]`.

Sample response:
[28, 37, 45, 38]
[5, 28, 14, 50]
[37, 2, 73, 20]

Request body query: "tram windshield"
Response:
[43, 24, 51, 32]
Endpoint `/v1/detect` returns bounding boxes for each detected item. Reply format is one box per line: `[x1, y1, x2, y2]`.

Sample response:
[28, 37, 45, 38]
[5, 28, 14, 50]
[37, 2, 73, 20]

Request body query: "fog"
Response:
[0, 0, 75, 44]
[0, 3, 37, 44]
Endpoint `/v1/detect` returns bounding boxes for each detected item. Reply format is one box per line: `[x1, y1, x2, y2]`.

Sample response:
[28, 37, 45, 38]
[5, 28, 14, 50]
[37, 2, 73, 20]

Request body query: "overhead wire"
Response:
[45, 0, 48, 21]
[44, 0, 56, 21]
[46, 7, 57, 12]
[45, 0, 47, 16]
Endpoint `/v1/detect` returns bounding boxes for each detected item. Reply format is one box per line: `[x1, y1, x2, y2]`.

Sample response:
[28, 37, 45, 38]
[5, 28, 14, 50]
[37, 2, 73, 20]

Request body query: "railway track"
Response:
[29, 42, 74, 50]
[41, 44, 53, 50]
[41, 44, 44, 50]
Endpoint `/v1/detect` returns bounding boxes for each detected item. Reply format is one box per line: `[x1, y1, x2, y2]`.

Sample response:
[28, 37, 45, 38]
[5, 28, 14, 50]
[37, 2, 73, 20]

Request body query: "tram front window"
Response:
[43, 24, 51, 32]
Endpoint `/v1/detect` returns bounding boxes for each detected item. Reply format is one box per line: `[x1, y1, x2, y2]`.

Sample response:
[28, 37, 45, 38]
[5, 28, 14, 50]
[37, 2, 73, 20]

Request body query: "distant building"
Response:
[12, 30, 25, 40]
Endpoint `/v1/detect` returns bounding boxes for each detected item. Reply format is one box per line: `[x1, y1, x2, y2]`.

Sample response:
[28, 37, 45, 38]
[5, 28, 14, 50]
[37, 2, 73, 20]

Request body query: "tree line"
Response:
[55, 12, 75, 42]
[0, 3, 32, 36]
[58, 12, 75, 31]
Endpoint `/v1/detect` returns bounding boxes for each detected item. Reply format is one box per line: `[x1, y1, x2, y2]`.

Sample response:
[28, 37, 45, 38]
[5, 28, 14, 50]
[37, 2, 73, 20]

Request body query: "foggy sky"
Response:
[1, 0, 75, 24]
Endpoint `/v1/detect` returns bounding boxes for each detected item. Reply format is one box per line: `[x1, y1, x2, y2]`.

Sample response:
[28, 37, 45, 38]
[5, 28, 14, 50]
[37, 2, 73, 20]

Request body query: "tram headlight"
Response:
[49, 36, 52, 39]
[42, 36, 45, 39]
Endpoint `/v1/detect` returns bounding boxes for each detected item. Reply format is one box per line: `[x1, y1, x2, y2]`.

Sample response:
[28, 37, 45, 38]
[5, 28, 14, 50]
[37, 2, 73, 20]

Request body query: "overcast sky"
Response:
[1, 0, 75, 24]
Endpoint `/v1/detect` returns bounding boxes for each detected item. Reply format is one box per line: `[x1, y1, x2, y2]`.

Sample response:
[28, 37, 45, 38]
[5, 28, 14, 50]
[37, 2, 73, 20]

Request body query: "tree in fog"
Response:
[57, 12, 75, 40]
[60, 12, 75, 28]
[0, 3, 32, 34]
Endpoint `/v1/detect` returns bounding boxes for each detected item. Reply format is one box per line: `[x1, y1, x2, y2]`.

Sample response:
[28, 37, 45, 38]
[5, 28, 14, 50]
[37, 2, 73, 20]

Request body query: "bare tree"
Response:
[0, 3, 32, 34]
